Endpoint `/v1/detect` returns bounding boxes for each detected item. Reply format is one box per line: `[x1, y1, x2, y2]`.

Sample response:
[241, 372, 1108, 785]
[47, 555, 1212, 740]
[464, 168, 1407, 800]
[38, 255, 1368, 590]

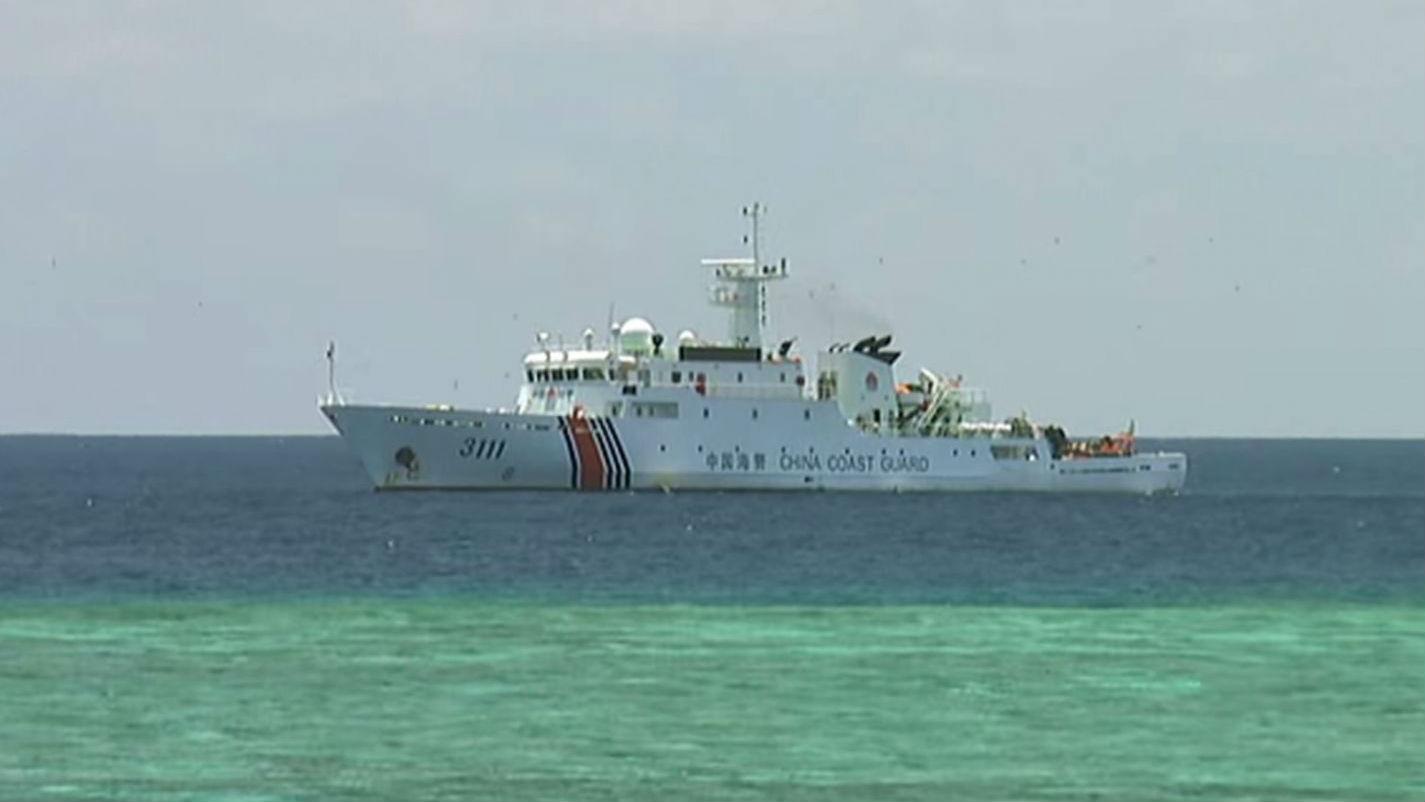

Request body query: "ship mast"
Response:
[700, 203, 787, 350]
[745, 202, 761, 270]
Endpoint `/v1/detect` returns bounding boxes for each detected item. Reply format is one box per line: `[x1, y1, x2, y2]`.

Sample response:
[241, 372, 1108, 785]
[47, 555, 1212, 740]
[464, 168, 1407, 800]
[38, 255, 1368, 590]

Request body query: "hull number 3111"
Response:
[459, 437, 506, 459]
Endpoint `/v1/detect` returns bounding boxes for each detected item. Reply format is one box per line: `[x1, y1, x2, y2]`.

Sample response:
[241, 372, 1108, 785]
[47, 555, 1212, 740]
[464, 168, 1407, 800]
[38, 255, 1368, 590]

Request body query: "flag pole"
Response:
[326, 340, 339, 404]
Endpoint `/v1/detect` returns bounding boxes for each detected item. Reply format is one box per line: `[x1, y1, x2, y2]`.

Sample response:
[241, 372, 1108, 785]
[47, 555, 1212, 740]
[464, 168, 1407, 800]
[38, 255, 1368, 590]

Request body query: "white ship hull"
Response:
[323, 403, 1187, 494]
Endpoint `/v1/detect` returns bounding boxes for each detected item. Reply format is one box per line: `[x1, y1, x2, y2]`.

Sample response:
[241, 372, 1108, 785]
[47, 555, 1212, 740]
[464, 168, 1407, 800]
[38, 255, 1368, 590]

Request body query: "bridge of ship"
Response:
[507, 207, 1109, 455]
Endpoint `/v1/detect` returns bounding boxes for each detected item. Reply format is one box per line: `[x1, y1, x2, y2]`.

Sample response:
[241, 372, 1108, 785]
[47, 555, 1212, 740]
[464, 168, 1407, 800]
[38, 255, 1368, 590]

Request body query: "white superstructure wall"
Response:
[818, 350, 897, 430]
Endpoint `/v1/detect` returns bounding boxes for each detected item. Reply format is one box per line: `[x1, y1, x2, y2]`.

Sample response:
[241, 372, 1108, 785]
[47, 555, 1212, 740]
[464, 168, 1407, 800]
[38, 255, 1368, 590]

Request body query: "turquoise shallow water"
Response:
[3, 600, 1422, 801]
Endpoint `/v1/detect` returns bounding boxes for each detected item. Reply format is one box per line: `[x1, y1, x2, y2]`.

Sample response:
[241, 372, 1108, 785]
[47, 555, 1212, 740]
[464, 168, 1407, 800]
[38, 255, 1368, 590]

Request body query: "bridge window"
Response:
[581, 367, 605, 381]
[632, 402, 679, 419]
[535, 369, 550, 382]
[671, 370, 682, 384]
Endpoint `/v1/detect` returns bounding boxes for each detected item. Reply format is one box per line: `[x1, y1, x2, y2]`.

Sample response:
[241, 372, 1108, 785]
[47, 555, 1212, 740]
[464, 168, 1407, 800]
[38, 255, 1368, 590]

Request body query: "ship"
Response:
[321, 205, 1186, 493]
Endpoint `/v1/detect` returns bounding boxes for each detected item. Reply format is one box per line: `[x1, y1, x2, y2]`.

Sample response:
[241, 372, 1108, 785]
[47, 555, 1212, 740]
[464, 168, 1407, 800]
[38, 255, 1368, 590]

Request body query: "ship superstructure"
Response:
[321, 206, 1186, 493]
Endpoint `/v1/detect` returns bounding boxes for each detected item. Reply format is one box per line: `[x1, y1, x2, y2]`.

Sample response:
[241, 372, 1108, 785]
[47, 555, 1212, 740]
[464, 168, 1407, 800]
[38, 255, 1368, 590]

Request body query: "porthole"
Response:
[803, 409, 811, 421]
[752, 409, 759, 420]
[703, 408, 710, 419]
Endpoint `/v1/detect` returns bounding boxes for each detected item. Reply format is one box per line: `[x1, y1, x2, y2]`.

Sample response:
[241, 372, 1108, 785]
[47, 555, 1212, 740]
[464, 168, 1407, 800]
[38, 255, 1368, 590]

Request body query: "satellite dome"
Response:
[677, 330, 698, 346]
[621, 317, 653, 335]
[619, 317, 656, 355]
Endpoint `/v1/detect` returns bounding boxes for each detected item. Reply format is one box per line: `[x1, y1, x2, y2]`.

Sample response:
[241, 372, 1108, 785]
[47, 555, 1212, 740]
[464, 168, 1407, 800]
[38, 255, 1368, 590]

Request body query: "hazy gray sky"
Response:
[3, 1, 1422, 436]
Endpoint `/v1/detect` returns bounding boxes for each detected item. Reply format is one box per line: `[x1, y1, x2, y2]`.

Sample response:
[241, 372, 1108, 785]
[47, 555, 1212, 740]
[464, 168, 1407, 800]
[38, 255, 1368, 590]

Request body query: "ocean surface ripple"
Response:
[1, 437, 1421, 801]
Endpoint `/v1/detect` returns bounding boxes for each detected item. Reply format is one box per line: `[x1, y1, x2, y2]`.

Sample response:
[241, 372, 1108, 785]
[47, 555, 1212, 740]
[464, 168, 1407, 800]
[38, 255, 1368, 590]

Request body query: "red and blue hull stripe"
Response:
[556, 414, 631, 490]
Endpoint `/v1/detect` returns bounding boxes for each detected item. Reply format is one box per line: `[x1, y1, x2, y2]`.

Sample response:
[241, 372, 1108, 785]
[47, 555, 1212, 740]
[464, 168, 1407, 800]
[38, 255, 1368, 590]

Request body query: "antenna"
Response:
[704, 203, 786, 349]
[743, 202, 771, 329]
[742, 202, 763, 267]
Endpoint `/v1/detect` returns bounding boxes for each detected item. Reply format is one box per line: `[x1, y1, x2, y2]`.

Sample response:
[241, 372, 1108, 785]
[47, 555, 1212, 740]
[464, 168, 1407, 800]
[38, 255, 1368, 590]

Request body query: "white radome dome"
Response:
[618, 317, 656, 355]
[677, 330, 698, 347]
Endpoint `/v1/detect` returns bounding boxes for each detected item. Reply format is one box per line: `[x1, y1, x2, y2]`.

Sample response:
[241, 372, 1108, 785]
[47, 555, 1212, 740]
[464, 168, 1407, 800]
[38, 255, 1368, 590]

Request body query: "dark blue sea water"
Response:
[2, 437, 1422, 801]
[1, 437, 1420, 605]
